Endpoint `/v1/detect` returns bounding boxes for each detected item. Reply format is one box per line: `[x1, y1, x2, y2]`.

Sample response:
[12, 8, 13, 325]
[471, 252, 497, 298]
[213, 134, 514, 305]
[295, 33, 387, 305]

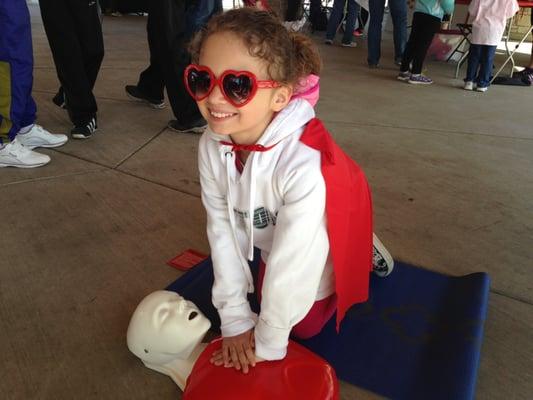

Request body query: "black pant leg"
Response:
[400, 12, 424, 71]
[39, 0, 102, 125]
[359, 7, 369, 28]
[410, 12, 441, 74]
[286, 0, 303, 21]
[68, 0, 104, 95]
[137, 9, 165, 100]
[150, 0, 201, 123]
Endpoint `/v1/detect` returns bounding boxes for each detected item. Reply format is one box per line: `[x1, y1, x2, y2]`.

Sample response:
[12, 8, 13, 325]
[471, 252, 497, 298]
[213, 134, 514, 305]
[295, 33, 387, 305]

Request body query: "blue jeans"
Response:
[325, 0, 360, 44]
[465, 44, 497, 88]
[367, 0, 407, 65]
[0, 0, 36, 142]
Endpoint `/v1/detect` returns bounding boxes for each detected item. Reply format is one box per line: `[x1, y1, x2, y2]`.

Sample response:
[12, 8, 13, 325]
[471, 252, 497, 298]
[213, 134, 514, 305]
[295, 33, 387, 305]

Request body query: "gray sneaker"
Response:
[167, 118, 207, 134]
[397, 71, 411, 81]
[408, 74, 433, 85]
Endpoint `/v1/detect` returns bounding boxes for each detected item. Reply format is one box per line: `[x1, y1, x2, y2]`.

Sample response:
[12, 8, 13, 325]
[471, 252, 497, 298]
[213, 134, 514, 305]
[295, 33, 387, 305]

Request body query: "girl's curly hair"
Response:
[188, 8, 322, 85]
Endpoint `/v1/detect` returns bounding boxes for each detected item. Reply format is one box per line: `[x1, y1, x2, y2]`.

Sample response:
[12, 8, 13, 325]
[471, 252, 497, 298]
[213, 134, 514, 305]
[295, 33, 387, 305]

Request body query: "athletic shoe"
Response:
[125, 85, 165, 109]
[353, 28, 364, 37]
[476, 86, 488, 92]
[0, 140, 50, 168]
[341, 41, 357, 48]
[167, 118, 207, 134]
[71, 117, 97, 139]
[16, 124, 68, 149]
[324, 39, 333, 45]
[372, 233, 394, 277]
[408, 74, 433, 85]
[464, 81, 474, 91]
[397, 71, 411, 81]
[514, 67, 533, 77]
[52, 90, 67, 109]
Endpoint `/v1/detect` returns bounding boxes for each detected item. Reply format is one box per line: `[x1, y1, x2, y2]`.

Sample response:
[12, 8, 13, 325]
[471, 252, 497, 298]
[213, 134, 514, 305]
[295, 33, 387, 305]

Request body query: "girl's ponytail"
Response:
[289, 32, 322, 82]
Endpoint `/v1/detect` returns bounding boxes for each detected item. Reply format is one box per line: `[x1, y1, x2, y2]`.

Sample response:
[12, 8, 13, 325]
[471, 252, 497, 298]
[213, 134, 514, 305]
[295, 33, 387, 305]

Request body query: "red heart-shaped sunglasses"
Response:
[184, 64, 280, 107]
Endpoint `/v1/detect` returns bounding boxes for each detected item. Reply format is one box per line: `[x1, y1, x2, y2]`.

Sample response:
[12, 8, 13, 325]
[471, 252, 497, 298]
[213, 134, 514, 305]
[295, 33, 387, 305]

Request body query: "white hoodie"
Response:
[198, 99, 335, 360]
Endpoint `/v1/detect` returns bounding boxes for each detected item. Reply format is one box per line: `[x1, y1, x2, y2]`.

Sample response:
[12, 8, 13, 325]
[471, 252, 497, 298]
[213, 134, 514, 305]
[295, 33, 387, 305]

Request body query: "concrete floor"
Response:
[1, 5, 532, 399]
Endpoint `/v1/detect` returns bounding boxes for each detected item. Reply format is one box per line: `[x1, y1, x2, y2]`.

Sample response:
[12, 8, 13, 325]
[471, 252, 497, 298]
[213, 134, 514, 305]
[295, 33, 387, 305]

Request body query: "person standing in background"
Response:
[0, 0, 68, 168]
[39, 0, 104, 139]
[397, 0, 454, 85]
[464, 0, 519, 92]
[125, 0, 221, 134]
[367, 0, 408, 67]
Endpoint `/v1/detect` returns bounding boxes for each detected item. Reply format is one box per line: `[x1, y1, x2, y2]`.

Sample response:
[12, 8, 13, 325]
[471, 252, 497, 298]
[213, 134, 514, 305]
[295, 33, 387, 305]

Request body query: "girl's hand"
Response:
[210, 329, 258, 373]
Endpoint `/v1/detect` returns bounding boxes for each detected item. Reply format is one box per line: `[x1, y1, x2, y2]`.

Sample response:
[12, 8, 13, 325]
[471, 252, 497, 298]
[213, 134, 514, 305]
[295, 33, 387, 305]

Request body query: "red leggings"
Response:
[257, 259, 337, 339]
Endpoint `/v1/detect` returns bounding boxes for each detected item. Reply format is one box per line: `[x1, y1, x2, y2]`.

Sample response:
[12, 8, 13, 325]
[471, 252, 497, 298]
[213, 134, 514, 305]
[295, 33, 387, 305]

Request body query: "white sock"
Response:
[17, 124, 34, 135]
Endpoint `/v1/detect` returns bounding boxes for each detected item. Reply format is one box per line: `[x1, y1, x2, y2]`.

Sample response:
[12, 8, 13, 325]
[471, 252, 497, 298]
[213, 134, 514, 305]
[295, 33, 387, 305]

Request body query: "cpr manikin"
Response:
[127, 290, 339, 399]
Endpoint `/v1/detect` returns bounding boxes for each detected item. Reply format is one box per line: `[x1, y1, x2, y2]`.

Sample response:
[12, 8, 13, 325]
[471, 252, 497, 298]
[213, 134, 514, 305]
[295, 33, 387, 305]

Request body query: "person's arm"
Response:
[254, 148, 329, 360]
[198, 135, 257, 338]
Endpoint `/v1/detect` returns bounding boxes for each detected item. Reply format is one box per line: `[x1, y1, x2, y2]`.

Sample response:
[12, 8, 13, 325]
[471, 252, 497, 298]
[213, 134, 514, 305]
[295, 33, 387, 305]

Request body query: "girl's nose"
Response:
[207, 82, 226, 104]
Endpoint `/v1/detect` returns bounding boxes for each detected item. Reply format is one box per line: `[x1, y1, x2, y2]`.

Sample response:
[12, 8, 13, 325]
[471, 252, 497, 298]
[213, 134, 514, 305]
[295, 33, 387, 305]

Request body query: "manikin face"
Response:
[196, 31, 292, 145]
[127, 291, 211, 365]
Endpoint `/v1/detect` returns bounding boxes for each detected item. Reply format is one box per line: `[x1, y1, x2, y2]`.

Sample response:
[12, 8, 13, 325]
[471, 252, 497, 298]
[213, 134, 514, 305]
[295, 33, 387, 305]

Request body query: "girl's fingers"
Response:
[244, 345, 256, 368]
[229, 346, 241, 370]
[237, 345, 250, 373]
[210, 350, 225, 366]
[222, 345, 231, 367]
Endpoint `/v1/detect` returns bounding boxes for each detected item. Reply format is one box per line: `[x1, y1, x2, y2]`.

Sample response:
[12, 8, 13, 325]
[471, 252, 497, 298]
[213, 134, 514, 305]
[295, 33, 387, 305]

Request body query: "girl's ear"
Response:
[271, 85, 293, 112]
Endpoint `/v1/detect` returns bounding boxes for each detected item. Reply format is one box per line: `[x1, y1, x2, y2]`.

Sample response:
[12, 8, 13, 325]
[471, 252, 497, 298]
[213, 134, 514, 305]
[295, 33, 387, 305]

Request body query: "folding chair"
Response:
[437, 12, 472, 78]
[491, 5, 533, 82]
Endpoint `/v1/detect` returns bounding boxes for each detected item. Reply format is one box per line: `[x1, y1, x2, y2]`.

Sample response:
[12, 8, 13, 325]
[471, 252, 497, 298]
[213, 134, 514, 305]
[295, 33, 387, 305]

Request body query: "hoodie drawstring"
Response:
[224, 151, 254, 292]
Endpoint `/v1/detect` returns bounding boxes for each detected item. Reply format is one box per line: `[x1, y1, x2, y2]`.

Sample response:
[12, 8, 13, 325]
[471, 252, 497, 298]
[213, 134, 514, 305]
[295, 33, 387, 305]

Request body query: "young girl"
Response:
[397, 0, 454, 85]
[464, 0, 519, 92]
[186, 8, 390, 374]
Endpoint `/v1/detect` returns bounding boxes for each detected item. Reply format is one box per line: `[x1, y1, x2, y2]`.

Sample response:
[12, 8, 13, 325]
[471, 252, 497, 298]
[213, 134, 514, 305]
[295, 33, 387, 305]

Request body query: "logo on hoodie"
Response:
[234, 207, 277, 229]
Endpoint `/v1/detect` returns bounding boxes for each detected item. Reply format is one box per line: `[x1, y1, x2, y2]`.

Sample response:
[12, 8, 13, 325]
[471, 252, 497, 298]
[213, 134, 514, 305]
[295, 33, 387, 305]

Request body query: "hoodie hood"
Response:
[205, 99, 315, 291]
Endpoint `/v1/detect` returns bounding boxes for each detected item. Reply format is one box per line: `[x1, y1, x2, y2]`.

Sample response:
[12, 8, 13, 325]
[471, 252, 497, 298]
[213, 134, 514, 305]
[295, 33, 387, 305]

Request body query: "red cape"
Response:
[300, 118, 373, 331]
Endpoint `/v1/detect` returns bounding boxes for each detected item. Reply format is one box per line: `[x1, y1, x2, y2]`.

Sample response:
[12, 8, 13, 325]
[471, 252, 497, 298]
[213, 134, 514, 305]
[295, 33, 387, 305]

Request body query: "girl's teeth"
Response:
[210, 111, 234, 118]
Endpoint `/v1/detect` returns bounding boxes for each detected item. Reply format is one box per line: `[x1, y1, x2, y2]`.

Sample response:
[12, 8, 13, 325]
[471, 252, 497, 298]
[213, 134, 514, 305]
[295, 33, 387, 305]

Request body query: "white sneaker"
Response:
[372, 233, 394, 277]
[16, 124, 68, 149]
[341, 41, 357, 48]
[476, 86, 488, 93]
[464, 81, 474, 91]
[0, 140, 51, 168]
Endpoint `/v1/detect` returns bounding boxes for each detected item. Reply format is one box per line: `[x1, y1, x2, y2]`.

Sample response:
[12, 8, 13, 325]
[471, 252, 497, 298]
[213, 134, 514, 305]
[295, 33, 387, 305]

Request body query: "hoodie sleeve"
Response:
[468, 0, 481, 19]
[198, 134, 257, 338]
[505, 0, 519, 20]
[254, 147, 329, 360]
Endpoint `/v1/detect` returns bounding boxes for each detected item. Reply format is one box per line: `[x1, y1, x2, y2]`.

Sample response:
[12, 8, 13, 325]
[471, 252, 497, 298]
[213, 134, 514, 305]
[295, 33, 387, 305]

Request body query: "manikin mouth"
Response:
[188, 311, 198, 321]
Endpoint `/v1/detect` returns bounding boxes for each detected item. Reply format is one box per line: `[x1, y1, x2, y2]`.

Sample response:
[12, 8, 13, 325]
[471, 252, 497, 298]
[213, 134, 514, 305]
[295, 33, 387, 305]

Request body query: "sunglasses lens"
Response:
[223, 74, 253, 105]
[187, 69, 211, 99]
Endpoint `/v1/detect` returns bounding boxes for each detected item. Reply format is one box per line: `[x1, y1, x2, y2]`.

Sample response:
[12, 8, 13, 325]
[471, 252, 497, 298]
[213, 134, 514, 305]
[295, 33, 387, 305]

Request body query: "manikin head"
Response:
[127, 291, 211, 366]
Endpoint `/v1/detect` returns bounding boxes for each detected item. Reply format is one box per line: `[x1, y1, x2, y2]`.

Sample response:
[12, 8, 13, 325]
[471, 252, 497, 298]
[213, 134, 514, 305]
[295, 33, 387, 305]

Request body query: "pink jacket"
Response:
[469, 0, 519, 45]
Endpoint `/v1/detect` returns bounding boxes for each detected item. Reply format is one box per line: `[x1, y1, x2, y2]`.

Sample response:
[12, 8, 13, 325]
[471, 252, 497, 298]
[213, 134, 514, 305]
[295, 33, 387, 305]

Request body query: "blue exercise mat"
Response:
[166, 253, 490, 400]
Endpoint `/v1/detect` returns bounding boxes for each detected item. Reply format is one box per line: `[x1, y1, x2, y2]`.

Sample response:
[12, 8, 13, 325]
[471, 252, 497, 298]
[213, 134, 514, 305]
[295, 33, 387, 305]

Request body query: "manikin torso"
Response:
[127, 290, 338, 399]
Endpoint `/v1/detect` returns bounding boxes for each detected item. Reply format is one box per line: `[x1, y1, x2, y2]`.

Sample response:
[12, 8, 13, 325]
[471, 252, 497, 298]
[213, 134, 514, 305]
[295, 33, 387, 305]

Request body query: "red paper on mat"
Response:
[167, 249, 207, 271]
